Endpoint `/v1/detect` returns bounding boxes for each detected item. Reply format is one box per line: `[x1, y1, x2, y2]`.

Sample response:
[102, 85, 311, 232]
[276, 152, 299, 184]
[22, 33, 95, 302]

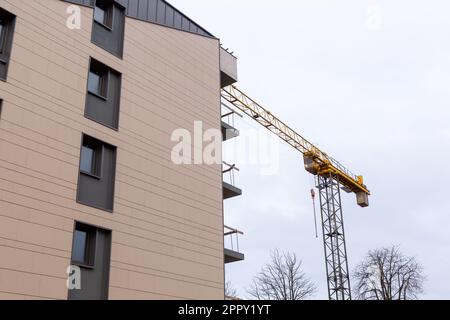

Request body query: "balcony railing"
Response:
[224, 225, 243, 254]
[222, 161, 239, 187]
[221, 102, 242, 128]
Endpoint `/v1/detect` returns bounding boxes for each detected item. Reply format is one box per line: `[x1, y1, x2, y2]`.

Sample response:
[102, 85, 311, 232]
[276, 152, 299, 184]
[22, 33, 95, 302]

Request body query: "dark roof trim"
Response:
[62, 0, 215, 38]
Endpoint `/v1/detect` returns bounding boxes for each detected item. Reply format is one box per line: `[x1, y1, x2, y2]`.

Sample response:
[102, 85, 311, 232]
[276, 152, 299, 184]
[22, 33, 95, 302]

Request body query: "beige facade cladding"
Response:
[0, 0, 224, 299]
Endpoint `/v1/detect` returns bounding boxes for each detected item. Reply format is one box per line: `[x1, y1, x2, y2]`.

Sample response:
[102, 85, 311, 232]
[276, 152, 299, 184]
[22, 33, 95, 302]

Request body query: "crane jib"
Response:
[221, 85, 370, 207]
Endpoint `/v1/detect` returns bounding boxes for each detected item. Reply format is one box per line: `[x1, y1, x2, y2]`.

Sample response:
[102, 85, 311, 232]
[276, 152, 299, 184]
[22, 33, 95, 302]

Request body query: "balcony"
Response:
[220, 47, 238, 88]
[224, 226, 244, 264]
[223, 162, 242, 200]
[221, 103, 241, 141]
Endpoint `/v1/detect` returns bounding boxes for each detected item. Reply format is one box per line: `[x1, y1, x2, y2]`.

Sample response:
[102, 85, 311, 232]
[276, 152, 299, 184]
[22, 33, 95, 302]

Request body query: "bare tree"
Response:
[353, 246, 425, 300]
[247, 250, 317, 300]
[225, 281, 238, 299]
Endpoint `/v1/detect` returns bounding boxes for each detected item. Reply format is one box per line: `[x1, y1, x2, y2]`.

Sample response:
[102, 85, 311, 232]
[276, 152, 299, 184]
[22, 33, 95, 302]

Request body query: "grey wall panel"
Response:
[85, 67, 122, 129]
[146, 0, 157, 21]
[69, 227, 112, 300]
[174, 11, 182, 29]
[137, 0, 149, 20]
[91, 4, 125, 58]
[64, 0, 94, 6]
[165, 6, 174, 25]
[60, 0, 214, 38]
[77, 141, 117, 212]
[127, 0, 139, 16]
[156, 0, 165, 24]
[181, 16, 190, 32]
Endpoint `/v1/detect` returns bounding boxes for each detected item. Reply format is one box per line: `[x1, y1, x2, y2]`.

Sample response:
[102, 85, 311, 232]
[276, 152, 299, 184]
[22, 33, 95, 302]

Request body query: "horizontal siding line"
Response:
[0, 290, 57, 300]
[0, 236, 71, 256]
[0, 118, 222, 203]
[0, 197, 223, 262]
[0, 160, 76, 190]
[117, 164, 221, 205]
[0, 124, 221, 211]
[113, 241, 223, 269]
[1, 89, 222, 188]
[11, 32, 219, 128]
[9, 17, 220, 130]
[123, 34, 219, 95]
[1, 118, 80, 154]
[1, 81, 221, 185]
[125, 18, 219, 70]
[9, 3, 221, 118]
[0, 158, 223, 235]
[0, 187, 223, 254]
[125, 36, 219, 94]
[109, 285, 192, 300]
[0, 168, 222, 242]
[0, 177, 222, 250]
[0, 137, 221, 217]
[8, 53, 219, 133]
[114, 199, 223, 234]
[111, 260, 223, 286]
[0, 266, 66, 281]
[114, 228, 222, 257]
[0, 213, 71, 235]
[115, 177, 222, 212]
[0, 127, 79, 162]
[37, 0, 219, 74]
[0, 136, 77, 166]
[111, 265, 223, 290]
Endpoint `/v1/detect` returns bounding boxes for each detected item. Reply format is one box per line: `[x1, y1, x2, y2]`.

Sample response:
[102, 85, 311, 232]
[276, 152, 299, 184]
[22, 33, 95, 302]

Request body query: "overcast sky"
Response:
[170, 0, 450, 299]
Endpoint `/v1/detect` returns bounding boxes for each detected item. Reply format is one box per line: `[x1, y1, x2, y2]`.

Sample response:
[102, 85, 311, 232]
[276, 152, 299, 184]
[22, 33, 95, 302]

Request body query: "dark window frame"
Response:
[76, 133, 117, 213]
[0, 12, 13, 58]
[87, 58, 110, 100]
[80, 135, 104, 179]
[71, 222, 98, 269]
[94, 0, 114, 30]
[0, 19, 6, 54]
[0, 8, 16, 81]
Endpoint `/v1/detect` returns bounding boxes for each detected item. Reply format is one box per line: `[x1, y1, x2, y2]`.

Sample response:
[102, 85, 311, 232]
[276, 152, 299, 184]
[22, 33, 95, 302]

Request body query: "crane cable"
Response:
[311, 189, 319, 239]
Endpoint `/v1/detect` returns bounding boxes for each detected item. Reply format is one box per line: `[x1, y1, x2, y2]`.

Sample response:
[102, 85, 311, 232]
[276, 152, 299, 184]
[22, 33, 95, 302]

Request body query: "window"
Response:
[94, 1, 113, 29]
[71, 222, 97, 267]
[0, 19, 5, 53]
[77, 134, 117, 212]
[88, 59, 109, 99]
[91, 1, 125, 58]
[69, 223, 111, 300]
[85, 58, 121, 129]
[80, 135, 103, 177]
[0, 8, 16, 81]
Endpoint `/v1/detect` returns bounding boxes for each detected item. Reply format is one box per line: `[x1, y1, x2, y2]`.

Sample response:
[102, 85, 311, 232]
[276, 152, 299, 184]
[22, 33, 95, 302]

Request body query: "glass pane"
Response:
[80, 146, 94, 174]
[94, 6, 106, 24]
[0, 22, 4, 52]
[88, 71, 101, 95]
[72, 230, 87, 263]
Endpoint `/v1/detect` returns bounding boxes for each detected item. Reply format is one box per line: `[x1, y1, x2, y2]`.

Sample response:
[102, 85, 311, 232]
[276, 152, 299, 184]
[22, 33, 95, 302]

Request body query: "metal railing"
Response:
[221, 102, 242, 129]
[224, 225, 244, 253]
[222, 161, 239, 187]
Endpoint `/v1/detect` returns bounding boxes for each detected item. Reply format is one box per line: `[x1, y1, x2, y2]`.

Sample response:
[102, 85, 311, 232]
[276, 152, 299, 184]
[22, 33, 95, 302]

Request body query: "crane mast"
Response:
[221, 85, 371, 300]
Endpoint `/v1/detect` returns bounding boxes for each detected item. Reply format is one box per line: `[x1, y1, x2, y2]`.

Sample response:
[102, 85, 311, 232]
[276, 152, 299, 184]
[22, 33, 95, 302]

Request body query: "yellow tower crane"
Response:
[221, 85, 370, 300]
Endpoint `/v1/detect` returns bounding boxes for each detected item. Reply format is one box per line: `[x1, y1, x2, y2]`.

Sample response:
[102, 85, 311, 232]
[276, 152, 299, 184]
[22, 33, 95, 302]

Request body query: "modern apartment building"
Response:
[0, 0, 241, 300]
